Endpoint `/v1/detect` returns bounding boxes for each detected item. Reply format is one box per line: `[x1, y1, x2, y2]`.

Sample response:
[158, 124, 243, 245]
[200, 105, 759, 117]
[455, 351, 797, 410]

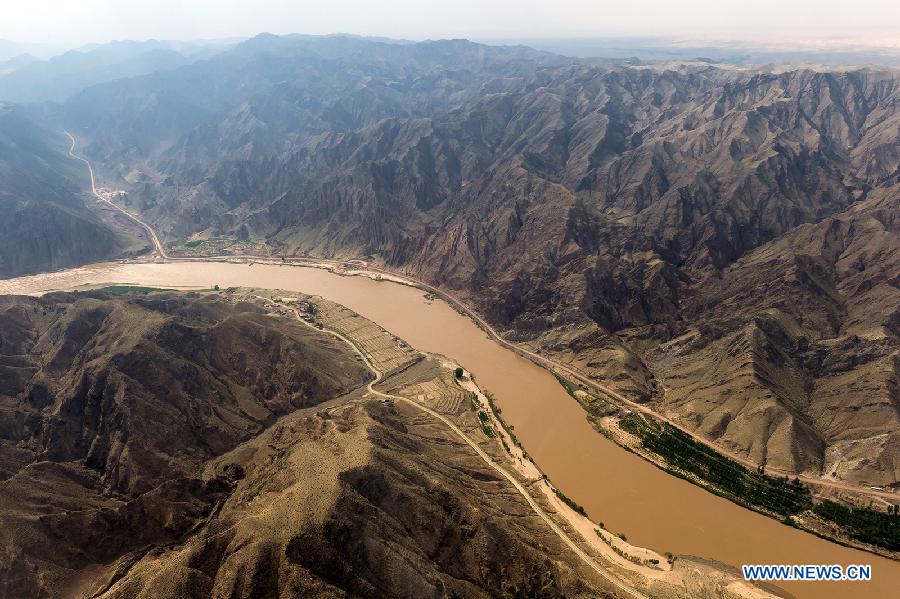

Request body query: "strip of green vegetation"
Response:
[483, 391, 523, 450]
[553, 372, 579, 399]
[617, 412, 642, 435]
[553, 488, 587, 517]
[813, 500, 900, 551]
[476, 410, 495, 437]
[619, 413, 811, 516]
[183, 239, 204, 248]
[99, 285, 171, 295]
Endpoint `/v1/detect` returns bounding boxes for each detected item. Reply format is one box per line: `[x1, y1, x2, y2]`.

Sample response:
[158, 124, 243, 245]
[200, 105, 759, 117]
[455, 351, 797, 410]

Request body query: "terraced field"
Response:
[314, 300, 422, 375]
[380, 360, 472, 417]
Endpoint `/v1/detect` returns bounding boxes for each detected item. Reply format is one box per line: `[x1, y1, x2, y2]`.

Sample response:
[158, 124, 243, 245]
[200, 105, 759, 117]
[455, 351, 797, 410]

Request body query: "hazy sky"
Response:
[2, 0, 898, 46]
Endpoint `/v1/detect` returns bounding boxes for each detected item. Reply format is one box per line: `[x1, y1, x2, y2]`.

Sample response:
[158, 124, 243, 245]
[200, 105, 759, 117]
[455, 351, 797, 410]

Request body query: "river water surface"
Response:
[1, 261, 897, 599]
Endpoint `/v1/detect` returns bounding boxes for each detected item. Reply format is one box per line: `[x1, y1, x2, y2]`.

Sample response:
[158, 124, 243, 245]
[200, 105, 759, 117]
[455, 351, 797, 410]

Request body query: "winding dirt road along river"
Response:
[2, 260, 897, 599]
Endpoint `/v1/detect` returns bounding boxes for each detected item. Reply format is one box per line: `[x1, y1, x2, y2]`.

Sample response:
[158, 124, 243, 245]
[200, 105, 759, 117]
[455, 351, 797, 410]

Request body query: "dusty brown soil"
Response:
[0, 287, 788, 598]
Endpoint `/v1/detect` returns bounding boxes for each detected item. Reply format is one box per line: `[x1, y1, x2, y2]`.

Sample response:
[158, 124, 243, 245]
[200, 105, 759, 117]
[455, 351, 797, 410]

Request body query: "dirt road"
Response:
[65, 131, 169, 259]
[267, 296, 649, 599]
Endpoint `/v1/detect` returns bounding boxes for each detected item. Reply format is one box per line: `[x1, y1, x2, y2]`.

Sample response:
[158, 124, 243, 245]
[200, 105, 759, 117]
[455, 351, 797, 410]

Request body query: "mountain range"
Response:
[0, 39, 237, 104]
[2, 33, 898, 488]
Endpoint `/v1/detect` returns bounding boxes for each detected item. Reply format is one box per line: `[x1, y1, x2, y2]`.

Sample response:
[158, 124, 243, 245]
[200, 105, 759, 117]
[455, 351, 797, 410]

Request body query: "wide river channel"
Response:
[1, 260, 897, 599]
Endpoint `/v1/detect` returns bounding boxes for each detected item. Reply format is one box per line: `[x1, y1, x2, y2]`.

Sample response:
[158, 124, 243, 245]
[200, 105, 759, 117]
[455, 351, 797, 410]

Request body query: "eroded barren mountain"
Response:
[0, 291, 649, 599]
[0, 291, 369, 596]
[0, 107, 133, 278]
[61, 35, 899, 487]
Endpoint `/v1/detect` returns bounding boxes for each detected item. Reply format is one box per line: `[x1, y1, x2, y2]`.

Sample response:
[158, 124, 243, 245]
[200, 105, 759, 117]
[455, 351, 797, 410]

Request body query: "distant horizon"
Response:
[3, 29, 900, 66]
[3, 28, 900, 48]
[2, 0, 897, 49]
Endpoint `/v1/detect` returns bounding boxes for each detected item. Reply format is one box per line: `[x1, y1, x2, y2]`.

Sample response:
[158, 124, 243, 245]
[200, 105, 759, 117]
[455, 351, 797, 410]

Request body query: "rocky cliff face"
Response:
[55, 35, 900, 486]
[644, 188, 900, 480]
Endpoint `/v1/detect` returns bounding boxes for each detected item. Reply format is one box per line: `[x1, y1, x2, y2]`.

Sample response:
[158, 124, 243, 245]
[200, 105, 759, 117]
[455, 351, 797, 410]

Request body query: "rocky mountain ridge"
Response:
[2, 33, 896, 486]
[0, 291, 367, 597]
[59, 36, 898, 487]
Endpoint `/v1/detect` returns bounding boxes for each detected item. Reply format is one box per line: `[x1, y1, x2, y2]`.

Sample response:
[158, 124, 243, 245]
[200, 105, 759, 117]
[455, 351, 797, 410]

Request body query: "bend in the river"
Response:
[1, 261, 898, 599]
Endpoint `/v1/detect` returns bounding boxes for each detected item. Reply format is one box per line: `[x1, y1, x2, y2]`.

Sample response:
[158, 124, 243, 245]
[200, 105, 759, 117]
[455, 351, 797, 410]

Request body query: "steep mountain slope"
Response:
[59, 35, 900, 486]
[643, 187, 900, 480]
[0, 291, 370, 598]
[0, 106, 130, 278]
[0, 291, 639, 599]
[92, 399, 616, 599]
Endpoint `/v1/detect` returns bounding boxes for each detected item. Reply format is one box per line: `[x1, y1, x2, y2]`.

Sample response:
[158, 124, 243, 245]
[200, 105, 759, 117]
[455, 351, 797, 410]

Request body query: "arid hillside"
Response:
[59, 35, 899, 487]
[0, 291, 369, 597]
[0, 291, 642, 599]
[92, 397, 620, 599]
[0, 106, 132, 278]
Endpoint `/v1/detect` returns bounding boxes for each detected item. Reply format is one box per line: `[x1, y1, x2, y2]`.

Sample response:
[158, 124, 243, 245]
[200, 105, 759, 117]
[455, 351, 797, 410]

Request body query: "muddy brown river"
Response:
[2, 261, 897, 599]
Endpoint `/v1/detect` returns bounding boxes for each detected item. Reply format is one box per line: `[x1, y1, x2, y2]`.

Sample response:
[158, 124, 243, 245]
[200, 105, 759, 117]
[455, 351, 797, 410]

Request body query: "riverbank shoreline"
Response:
[1, 259, 898, 599]
[3, 254, 898, 559]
